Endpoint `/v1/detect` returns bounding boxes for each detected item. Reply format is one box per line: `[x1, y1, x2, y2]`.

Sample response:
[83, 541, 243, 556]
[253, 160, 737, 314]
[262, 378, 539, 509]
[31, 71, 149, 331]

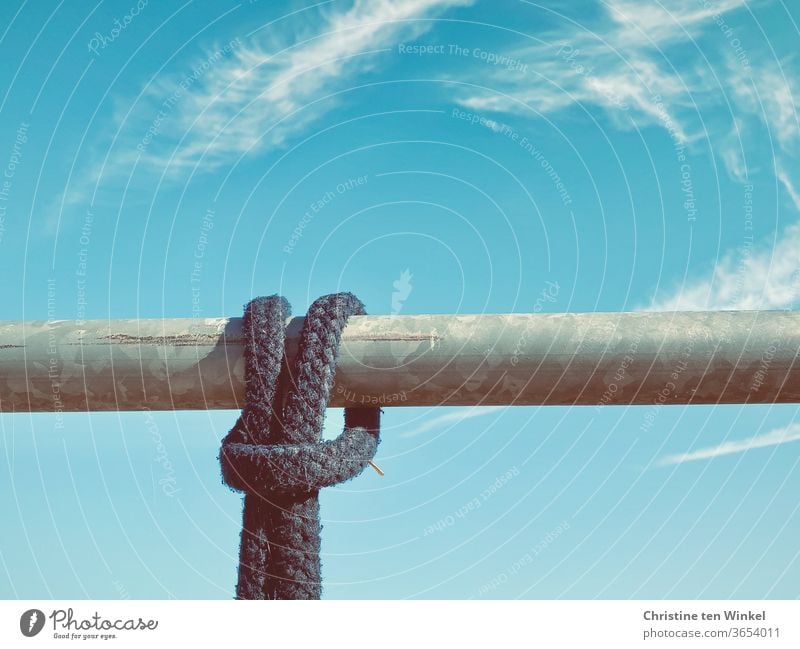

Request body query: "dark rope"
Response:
[219, 293, 380, 599]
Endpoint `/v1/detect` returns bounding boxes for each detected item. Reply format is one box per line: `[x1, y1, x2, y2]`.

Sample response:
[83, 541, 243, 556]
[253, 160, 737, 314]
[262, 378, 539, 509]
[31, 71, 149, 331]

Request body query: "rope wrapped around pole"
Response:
[219, 293, 380, 599]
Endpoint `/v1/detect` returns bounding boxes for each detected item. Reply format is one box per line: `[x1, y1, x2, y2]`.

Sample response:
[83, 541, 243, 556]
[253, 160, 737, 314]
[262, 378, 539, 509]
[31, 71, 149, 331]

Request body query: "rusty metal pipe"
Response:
[0, 310, 798, 412]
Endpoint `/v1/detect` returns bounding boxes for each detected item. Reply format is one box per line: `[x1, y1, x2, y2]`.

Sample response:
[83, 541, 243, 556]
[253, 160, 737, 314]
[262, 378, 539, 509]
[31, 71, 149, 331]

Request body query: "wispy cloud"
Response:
[727, 57, 800, 153]
[660, 423, 800, 465]
[456, 0, 800, 313]
[457, 0, 749, 143]
[604, 0, 746, 43]
[646, 56, 800, 312]
[116, 0, 473, 176]
[648, 221, 800, 311]
[400, 406, 501, 438]
[717, 55, 800, 188]
[778, 167, 800, 211]
[49, 0, 472, 232]
[454, 0, 800, 193]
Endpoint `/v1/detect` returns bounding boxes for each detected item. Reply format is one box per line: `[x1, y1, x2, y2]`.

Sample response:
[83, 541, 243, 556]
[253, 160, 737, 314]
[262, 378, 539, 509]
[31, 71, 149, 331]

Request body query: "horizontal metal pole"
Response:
[0, 311, 798, 412]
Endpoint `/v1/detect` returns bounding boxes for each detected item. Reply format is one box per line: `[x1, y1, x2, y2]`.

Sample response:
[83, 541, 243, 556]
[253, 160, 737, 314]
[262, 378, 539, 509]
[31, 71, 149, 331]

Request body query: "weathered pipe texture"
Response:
[0, 310, 798, 411]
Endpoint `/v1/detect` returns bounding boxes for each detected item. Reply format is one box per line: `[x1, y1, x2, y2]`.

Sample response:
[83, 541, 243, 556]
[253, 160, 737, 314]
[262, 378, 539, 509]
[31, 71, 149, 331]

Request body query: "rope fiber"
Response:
[219, 293, 380, 599]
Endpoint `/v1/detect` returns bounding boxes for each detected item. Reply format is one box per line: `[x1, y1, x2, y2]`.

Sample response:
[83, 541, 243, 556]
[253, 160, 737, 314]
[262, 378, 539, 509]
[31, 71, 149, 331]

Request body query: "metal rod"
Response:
[0, 311, 798, 412]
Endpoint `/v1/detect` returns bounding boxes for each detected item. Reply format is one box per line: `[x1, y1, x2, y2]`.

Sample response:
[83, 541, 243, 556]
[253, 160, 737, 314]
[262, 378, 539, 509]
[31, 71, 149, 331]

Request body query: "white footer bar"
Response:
[1, 600, 797, 648]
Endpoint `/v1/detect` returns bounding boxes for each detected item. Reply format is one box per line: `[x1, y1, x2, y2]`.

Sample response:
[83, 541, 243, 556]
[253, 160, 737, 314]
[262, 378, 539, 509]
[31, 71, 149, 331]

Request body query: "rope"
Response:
[219, 293, 380, 599]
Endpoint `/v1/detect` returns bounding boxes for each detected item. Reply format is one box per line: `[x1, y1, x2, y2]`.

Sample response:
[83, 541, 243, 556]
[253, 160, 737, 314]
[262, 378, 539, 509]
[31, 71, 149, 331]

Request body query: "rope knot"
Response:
[218, 292, 380, 600]
[220, 409, 379, 498]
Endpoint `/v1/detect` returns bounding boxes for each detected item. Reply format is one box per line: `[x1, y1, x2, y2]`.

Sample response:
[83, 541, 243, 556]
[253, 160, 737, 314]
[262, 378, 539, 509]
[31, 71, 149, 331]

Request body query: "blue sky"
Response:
[1, 0, 799, 599]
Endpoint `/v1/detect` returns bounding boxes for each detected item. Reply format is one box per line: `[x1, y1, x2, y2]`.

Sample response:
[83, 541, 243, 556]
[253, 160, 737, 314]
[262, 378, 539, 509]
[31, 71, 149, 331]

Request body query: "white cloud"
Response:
[778, 168, 800, 211]
[647, 57, 800, 312]
[719, 56, 800, 191]
[400, 406, 500, 438]
[648, 221, 800, 311]
[453, 0, 800, 195]
[455, 0, 800, 315]
[65, 0, 472, 196]
[660, 423, 800, 465]
[717, 117, 750, 182]
[125, 0, 473, 174]
[728, 59, 800, 153]
[604, 0, 748, 45]
[456, 0, 750, 142]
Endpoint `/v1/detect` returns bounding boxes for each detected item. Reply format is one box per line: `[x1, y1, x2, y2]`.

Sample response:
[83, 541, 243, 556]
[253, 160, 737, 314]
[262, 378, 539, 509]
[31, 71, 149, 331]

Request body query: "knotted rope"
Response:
[219, 293, 380, 599]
